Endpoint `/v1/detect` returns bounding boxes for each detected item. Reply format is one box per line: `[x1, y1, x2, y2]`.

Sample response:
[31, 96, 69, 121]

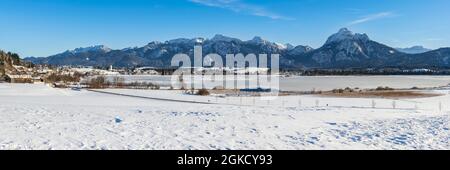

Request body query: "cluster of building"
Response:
[1, 65, 46, 83]
[1, 63, 274, 86]
[153, 67, 272, 75]
[59, 66, 123, 76]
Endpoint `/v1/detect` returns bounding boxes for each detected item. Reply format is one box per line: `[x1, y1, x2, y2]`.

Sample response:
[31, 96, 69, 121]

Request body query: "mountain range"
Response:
[25, 28, 450, 69]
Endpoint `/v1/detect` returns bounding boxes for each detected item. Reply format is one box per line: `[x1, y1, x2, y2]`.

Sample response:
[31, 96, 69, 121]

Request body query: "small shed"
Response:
[5, 74, 32, 83]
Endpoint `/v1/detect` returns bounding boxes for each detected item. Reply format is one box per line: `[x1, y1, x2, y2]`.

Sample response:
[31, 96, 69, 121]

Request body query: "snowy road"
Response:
[0, 84, 449, 150]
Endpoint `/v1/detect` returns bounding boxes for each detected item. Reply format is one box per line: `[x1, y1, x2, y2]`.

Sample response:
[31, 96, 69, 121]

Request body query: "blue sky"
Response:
[1, 0, 449, 57]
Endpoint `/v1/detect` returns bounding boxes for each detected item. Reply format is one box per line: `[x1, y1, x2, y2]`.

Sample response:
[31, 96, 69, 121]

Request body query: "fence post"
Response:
[298, 99, 302, 107]
[315, 100, 320, 107]
[392, 100, 397, 109]
[372, 100, 376, 109]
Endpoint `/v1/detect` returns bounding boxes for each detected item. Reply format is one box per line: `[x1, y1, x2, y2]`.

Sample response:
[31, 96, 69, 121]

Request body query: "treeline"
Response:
[45, 72, 84, 84]
[1, 50, 34, 77]
[0, 50, 21, 65]
[83, 76, 160, 89]
[1, 50, 19, 76]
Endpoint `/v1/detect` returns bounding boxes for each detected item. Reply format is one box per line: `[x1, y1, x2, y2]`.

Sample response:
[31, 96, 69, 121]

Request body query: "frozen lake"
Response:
[103, 75, 450, 91]
[281, 76, 450, 91]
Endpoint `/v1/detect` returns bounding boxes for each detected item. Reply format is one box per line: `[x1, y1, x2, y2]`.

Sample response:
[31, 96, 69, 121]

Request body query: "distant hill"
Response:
[396, 46, 432, 54]
[396, 48, 450, 68]
[25, 28, 450, 69]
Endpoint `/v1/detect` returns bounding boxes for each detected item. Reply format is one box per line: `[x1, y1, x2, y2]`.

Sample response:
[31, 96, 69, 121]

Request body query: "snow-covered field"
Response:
[0, 83, 449, 150]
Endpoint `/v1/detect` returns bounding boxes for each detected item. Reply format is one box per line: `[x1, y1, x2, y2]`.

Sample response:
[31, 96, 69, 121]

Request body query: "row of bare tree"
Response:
[84, 76, 160, 89]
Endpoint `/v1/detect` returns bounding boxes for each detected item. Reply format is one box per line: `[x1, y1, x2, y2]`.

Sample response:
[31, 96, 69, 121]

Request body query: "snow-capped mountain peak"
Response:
[147, 41, 162, 46]
[288, 45, 314, 55]
[247, 36, 290, 50]
[274, 42, 287, 49]
[338, 27, 352, 34]
[166, 38, 205, 44]
[140, 41, 162, 51]
[325, 28, 370, 45]
[68, 45, 112, 54]
[285, 43, 295, 50]
[249, 36, 268, 44]
[211, 34, 240, 42]
[193, 38, 205, 44]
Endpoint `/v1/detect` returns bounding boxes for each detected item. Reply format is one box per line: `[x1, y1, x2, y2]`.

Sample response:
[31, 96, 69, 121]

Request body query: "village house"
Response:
[5, 74, 32, 83]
